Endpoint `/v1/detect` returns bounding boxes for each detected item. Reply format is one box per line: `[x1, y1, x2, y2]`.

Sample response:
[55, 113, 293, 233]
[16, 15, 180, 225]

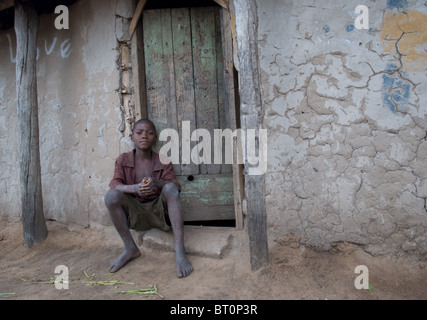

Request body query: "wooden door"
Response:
[143, 6, 234, 222]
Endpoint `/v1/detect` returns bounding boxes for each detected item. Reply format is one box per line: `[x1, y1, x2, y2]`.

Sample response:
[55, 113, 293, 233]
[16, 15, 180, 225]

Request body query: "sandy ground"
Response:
[0, 219, 426, 300]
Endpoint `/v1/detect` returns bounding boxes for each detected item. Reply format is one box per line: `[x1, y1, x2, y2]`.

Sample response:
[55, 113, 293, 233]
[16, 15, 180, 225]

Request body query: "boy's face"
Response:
[131, 121, 157, 151]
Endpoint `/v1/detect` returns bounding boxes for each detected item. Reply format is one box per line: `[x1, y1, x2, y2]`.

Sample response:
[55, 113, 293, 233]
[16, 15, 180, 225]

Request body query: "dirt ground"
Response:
[0, 219, 426, 300]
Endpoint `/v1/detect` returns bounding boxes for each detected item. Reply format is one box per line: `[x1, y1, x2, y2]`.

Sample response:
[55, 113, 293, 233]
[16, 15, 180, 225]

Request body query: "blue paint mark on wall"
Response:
[323, 25, 330, 33]
[385, 63, 399, 73]
[386, 0, 408, 10]
[346, 24, 355, 32]
[382, 74, 411, 113]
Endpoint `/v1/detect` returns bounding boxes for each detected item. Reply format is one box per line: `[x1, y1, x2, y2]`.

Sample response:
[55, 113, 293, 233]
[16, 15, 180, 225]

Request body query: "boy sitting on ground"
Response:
[104, 118, 193, 278]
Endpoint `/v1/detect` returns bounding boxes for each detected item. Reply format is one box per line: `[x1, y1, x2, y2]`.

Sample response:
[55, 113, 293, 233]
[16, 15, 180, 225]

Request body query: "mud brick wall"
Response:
[257, 0, 427, 258]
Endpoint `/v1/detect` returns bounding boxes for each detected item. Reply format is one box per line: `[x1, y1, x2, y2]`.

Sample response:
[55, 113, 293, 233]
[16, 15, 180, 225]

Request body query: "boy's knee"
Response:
[162, 183, 179, 198]
[104, 189, 124, 207]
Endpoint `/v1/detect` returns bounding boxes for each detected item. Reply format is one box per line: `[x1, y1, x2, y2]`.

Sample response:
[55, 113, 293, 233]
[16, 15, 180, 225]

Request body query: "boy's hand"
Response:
[132, 183, 145, 198]
[140, 177, 156, 197]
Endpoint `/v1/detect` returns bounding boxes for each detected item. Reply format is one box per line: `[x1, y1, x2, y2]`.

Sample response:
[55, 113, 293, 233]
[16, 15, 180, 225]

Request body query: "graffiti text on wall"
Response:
[6, 33, 72, 63]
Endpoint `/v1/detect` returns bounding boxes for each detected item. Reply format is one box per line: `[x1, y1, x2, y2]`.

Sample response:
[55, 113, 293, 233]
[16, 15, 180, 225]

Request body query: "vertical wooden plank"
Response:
[191, 7, 220, 175]
[143, 9, 180, 174]
[143, 10, 166, 124]
[131, 16, 147, 119]
[171, 8, 199, 176]
[216, 7, 227, 130]
[215, 7, 232, 175]
[160, 8, 178, 132]
[15, 0, 48, 247]
[220, 7, 244, 230]
[160, 8, 180, 175]
[246, 175, 269, 270]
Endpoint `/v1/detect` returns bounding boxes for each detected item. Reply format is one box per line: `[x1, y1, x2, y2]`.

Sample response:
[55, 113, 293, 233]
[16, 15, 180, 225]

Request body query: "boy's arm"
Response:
[114, 183, 141, 194]
[113, 179, 145, 199]
[109, 155, 126, 190]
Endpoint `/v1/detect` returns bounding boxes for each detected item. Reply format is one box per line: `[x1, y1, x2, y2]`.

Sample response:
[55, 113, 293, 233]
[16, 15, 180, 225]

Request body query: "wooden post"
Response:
[219, 7, 244, 230]
[233, 0, 268, 271]
[15, 0, 48, 247]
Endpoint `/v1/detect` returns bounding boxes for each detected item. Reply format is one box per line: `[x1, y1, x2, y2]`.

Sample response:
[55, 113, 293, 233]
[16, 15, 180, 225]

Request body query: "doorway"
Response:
[140, 5, 241, 227]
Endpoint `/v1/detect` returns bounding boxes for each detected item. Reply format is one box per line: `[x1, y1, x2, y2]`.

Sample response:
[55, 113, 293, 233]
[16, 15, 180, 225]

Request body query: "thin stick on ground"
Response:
[117, 284, 163, 298]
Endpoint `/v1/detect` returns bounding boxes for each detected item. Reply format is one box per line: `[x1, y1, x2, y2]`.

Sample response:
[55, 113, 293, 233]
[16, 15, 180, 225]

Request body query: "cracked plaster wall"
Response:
[257, 0, 427, 258]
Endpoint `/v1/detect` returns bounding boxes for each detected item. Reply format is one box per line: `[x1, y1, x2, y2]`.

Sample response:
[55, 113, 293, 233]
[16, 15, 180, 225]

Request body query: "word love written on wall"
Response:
[6, 5, 71, 63]
[6, 33, 72, 63]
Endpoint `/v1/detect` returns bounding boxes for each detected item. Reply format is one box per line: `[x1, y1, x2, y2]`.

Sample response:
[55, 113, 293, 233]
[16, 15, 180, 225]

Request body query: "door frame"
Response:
[131, 2, 244, 230]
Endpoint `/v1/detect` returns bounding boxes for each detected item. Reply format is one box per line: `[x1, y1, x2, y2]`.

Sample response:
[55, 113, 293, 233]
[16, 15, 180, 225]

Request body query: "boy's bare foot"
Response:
[175, 243, 193, 278]
[109, 247, 141, 273]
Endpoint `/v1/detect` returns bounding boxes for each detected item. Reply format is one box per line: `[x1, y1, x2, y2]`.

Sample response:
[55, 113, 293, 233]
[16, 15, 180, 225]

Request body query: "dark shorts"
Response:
[125, 194, 171, 232]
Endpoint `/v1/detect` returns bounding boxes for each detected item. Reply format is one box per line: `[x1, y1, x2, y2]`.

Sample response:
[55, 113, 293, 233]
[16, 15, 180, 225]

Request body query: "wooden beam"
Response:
[0, 0, 14, 11]
[129, 0, 147, 39]
[15, 0, 48, 247]
[213, 0, 228, 10]
[234, 0, 268, 271]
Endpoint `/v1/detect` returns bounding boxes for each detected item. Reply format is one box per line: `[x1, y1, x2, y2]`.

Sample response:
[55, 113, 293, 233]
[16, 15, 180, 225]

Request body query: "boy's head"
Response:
[132, 118, 157, 133]
[131, 119, 157, 150]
